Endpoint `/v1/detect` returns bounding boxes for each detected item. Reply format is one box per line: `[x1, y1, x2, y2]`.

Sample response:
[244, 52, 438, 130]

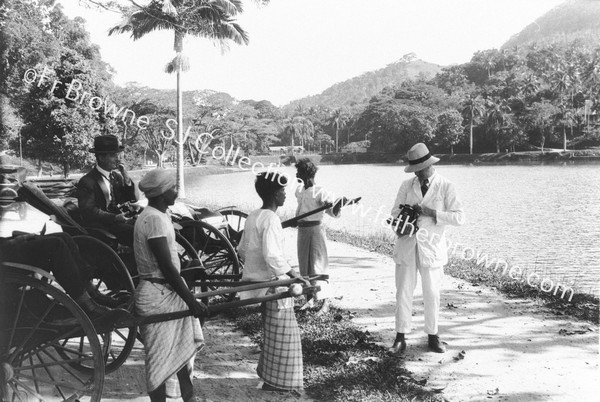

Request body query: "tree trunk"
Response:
[469, 120, 474, 154]
[335, 127, 339, 153]
[563, 126, 567, 151]
[62, 162, 69, 179]
[450, 144, 454, 156]
[187, 141, 197, 166]
[176, 66, 185, 197]
[37, 160, 43, 177]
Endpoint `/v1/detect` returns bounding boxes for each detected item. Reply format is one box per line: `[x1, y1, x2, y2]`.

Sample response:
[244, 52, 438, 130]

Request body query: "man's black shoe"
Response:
[388, 339, 407, 354]
[428, 334, 446, 353]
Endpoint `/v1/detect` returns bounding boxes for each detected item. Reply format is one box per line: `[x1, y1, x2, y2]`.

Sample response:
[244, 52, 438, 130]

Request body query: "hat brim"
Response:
[89, 146, 124, 154]
[404, 155, 440, 173]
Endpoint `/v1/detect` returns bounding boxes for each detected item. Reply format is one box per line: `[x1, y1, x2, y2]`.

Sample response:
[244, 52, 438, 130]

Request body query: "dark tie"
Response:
[421, 178, 429, 197]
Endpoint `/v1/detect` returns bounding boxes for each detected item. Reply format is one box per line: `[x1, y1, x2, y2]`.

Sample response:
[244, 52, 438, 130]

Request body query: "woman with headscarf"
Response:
[237, 171, 310, 393]
[133, 169, 207, 402]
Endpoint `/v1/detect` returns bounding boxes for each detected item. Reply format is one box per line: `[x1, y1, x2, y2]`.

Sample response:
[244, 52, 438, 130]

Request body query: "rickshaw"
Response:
[0, 260, 323, 402]
[1, 167, 323, 401]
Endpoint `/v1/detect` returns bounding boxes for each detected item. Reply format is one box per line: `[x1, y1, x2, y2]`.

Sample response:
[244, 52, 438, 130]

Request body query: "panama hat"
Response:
[404, 143, 440, 173]
[89, 135, 124, 154]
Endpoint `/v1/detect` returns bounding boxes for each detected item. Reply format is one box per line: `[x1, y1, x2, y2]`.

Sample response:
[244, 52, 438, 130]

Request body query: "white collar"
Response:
[416, 171, 436, 185]
[96, 164, 111, 180]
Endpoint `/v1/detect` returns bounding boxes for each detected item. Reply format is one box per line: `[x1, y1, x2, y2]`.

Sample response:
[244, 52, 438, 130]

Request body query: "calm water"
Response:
[184, 163, 600, 296]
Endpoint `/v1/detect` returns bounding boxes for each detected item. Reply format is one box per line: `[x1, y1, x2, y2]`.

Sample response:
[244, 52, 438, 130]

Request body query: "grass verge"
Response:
[224, 304, 445, 402]
[325, 228, 599, 324]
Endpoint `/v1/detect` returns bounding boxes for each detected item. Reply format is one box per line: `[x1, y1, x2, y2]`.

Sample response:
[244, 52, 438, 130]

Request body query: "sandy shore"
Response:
[100, 228, 598, 401]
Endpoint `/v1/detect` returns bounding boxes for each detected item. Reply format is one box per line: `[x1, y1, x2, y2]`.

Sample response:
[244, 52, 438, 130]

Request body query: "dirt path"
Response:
[102, 230, 598, 401]
[318, 237, 599, 402]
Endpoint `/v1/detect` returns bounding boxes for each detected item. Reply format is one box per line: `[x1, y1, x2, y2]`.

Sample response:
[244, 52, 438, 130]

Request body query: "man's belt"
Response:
[297, 221, 321, 227]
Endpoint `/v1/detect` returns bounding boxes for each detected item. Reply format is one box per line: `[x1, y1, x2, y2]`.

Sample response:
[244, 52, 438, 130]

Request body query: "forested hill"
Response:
[286, 56, 443, 109]
[502, 0, 600, 49]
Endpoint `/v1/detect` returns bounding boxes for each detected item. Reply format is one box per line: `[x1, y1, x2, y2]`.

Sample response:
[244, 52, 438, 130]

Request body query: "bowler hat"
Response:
[89, 135, 124, 154]
[404, 143, 440, 173]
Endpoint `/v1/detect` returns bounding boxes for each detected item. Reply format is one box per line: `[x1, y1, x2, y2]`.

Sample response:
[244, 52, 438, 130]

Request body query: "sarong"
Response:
[257, 299, 303, 390]
[297, 225, 331, 298]
[135, 281, 204, 394]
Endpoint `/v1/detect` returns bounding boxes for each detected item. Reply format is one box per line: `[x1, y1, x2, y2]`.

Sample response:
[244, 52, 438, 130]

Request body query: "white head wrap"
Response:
[139, 169, 176, 198]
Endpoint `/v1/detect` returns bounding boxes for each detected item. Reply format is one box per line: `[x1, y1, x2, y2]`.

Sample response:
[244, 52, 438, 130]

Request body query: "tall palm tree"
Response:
[109, 0, 248, 198]
[461, 95, 484, 154]
[282, 116, 314, 153]
[330, 108, 348, 153]
[485, 98, 512, 153]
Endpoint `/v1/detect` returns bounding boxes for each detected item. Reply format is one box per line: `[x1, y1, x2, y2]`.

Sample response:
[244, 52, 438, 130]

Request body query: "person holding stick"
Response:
[133, 169, 206, 402]
[293, 158, 348, 314]
[237, 171, 310, 393]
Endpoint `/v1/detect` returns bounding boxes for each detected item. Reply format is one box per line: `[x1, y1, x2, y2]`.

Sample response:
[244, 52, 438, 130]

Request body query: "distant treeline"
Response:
[1, 0, 599, 176]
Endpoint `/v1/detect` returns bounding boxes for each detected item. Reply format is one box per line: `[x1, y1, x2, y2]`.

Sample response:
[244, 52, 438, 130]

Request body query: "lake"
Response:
[183, 162, 600, 296]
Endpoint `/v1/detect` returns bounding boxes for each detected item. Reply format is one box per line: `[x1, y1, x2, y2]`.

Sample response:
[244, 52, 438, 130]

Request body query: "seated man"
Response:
[77, 135, 137, 246]
[0, 232, 113, 318]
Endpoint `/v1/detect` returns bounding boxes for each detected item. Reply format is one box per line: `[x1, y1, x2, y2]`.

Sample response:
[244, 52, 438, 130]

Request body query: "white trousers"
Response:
[394, 263, 443, 335]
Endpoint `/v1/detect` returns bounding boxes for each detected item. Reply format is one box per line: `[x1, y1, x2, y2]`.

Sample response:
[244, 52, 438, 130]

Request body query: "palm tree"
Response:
[461, 95, 484, 154]
[485, 98, 512, 153]
[555, 103, 576, 151]
[330, 108, 348, 153]
[282, 116, 314, 153]
[109, 0, 248, 198]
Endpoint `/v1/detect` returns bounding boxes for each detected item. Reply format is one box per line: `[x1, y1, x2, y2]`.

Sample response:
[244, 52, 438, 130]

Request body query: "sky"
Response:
[59, 0, 564, 106]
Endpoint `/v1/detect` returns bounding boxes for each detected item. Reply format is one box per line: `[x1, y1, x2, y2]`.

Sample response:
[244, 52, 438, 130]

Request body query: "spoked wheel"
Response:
[178, 220, 241, 301]
[175, 232, 200, 268]
[70, 236, 136, 375]
[0, 270, 104, 402]
[217, 207, 248, 248]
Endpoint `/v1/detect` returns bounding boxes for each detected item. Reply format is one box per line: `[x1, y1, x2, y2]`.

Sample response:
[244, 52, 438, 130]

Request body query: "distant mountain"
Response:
[286, 54, 443, 110]
[502, 0, 600, 49]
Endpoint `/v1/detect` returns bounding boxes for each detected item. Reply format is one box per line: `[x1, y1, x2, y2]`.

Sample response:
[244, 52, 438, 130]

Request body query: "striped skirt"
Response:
[257, 299, 303, 390]
[297, 225, 331, 298]
[135, 281, 204, 394]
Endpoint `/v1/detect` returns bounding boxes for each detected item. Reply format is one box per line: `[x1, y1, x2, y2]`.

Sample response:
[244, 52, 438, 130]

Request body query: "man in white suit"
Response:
[389, 143, 464, 354]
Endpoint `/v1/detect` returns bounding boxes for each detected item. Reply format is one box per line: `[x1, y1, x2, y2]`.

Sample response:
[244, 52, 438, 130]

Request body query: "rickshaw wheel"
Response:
[0, 270, 104, 402]
[178, 220, 241, 301]
[69, 235, 137, 375]
[217, 208, 248, 248]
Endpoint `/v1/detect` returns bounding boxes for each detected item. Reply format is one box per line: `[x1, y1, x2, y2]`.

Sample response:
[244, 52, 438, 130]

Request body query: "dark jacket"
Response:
[76, 167, 137, 227]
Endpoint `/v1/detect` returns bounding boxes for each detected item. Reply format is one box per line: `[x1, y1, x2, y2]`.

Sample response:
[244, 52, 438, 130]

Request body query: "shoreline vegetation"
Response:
[318, 148, 600, 165]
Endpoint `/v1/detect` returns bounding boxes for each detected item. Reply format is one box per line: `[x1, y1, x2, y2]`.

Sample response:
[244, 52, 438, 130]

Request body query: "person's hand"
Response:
[190, 299, 208, 318]
[420, 206, 437, 218]
[117, 163, 132, 185]
[114, 213, 132, 224]
[332, 197, 348, 215]
[5, 232, 36, 246]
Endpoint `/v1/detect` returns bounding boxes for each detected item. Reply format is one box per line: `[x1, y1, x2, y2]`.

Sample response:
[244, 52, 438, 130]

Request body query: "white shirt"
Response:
[96, 165, 112, 201]
[295, 185, 340, 222]
[133, 206, 180, 279]
[237, 209, 291, 299]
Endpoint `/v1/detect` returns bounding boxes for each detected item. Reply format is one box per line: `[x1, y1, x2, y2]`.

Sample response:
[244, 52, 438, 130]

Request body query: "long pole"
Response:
[19, 127, 23, 166]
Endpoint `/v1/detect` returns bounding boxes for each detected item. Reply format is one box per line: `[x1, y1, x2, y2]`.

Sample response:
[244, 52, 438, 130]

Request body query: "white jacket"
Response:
[391, 172, 465, 268]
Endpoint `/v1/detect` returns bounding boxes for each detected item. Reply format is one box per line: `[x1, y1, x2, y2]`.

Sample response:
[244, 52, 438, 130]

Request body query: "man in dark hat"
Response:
[388, 143, 465, 355]
[77, 135, 137, 246]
